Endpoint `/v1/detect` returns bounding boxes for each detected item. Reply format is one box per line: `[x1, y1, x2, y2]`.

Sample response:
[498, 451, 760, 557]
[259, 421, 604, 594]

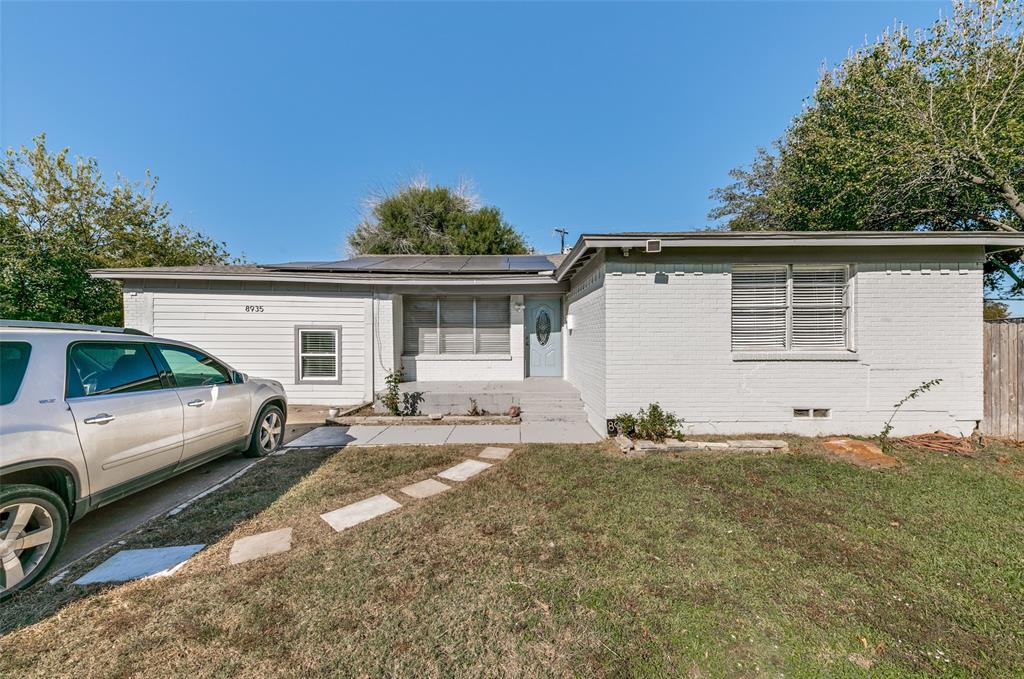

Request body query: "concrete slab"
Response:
[399, 478, 452, 499]
[368, 425, 455, 446]
[284, 425, 386, 448]
[520, 421, 603, 444]
[437, 459, 492, 482]
[320, 494, 401, 532]
[228, 528, 293, 565]
[446, 426, 521, 445]
[74, 545, 205, 585]
[478, 446, 514, 460]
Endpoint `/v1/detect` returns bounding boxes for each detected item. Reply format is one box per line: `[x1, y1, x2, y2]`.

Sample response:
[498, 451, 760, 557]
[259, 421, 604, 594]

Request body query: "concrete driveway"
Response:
[55, 419, 322, 570]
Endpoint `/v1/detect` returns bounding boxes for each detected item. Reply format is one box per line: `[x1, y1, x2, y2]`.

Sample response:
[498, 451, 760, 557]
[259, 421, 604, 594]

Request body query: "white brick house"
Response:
[92, 231, 1024, 437]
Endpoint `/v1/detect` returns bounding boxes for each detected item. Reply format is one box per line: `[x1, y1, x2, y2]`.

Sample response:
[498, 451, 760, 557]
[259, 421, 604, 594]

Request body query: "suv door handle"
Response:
[186, 399, 206, 408]
[83, 413, 115, 425]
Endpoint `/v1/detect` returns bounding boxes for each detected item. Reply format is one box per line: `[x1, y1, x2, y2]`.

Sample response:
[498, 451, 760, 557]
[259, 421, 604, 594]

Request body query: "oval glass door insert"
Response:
[536, 310, 551, 346]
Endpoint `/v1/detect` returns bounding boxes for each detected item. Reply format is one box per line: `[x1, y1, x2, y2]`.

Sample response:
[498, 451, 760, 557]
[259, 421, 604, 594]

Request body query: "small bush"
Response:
[609, 403, 684, 442]
[380, 369, 404, 415]
[379, 368, 422, 416]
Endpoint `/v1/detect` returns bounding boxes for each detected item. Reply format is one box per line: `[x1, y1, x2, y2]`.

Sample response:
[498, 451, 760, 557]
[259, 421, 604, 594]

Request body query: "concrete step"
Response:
[520, 402, 585, 410]
[520, 407, 586, 416]
[520, 395, 585, 405]
[520, 412, 591, 423]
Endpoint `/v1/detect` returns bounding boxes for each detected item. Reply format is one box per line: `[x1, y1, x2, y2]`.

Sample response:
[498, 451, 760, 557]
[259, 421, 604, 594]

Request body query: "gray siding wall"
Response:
[123, 280, 371, 406]
[565, 253, 607, 433]
[583, 245, 985, 436]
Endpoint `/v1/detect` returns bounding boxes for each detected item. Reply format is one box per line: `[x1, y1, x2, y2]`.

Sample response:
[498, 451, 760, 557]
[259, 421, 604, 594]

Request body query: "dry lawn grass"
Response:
[1, 437, 1023, 678]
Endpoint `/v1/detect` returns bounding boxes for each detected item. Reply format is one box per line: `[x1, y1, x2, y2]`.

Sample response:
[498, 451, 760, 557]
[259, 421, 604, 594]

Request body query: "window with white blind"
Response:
[403, 296, 511, 355]
[731, 265, 851, 351]
[295, 327, 340, 382]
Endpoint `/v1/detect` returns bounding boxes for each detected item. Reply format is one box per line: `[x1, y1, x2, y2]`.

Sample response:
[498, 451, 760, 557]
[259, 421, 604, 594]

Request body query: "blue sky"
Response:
[3, 1, 954, 263]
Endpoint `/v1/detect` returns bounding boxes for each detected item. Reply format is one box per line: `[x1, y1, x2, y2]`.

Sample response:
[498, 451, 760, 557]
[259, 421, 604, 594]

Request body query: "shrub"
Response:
[380, 369, 403, 415]
[379, 368, 423, 416]
[609, 403, 684, 442]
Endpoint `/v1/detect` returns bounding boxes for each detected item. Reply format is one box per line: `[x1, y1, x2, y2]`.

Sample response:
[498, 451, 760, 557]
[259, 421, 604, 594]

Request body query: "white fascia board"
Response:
[89, 270, 564, 288]
[554, 232, 1024, 280]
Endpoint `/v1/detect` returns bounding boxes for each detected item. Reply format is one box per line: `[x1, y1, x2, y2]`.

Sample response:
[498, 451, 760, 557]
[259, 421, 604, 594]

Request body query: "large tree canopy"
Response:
[347, 179, 530, 256]
[710, 0, 1024, 289]
[0, 135, 233, 326]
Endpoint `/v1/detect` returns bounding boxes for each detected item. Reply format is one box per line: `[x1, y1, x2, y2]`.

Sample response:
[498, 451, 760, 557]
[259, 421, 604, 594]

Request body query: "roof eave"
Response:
[553, 231, 1024, 281]
[89, 269, 561, 287]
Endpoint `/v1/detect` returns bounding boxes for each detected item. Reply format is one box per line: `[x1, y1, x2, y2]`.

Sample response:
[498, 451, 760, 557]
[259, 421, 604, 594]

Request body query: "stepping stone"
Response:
[726, 439, 789, 450]
[74, 545, 205, 585]
[437, 459, 492, 482]
[320, 494, 401, 532]
[399, 478, 452, 499]
[229, 527, 293, 565]
[478, 446, 513, 460]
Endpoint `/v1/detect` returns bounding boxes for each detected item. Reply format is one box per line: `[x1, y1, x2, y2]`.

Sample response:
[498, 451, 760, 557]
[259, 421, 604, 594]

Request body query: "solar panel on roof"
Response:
[506, 255, 557, 271]
[458, 256, 510, 272]
[265, 253, 558, 274]
[409, 256, 471, 271]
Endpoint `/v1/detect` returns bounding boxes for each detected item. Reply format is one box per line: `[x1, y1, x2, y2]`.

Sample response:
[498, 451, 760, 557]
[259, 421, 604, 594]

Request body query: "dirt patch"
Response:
[823, 438, 901, 470]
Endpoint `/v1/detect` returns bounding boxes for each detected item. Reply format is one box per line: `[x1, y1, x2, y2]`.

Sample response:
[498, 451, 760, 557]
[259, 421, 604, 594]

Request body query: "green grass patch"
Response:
[1, 439, 1022, 677]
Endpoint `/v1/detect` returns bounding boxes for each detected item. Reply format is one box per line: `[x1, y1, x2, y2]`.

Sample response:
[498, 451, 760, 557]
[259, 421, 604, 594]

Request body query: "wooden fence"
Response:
[983, 320, 1024, 438]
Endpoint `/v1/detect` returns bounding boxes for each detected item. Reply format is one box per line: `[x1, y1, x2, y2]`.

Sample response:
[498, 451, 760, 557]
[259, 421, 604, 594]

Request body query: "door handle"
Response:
[187, 399, 206, 408]
[83, 413, 115, 425]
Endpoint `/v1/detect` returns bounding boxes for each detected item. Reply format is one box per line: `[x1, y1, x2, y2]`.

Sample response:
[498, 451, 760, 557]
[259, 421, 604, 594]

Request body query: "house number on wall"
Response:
[244, 305, 265, 313]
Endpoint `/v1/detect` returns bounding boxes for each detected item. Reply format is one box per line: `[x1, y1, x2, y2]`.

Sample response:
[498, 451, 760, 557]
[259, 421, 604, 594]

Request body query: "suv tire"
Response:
[244, 404, 285, 458]
[0, 484, 69, 600]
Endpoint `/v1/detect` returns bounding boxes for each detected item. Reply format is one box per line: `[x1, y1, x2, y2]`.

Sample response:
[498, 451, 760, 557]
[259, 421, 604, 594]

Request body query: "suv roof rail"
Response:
[0, 319, 152, 336]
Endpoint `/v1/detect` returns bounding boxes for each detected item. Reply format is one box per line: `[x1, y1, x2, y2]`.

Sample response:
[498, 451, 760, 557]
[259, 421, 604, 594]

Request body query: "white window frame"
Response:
[295, 327, 342, 383]
[731, 264, 854, 353]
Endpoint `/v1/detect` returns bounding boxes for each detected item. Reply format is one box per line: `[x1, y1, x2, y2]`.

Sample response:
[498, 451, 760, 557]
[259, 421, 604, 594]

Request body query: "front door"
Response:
[525, 298, 562, 377]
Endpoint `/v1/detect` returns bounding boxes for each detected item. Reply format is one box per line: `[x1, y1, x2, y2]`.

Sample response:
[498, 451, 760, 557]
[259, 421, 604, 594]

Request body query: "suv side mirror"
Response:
[232, 371, 247, 384]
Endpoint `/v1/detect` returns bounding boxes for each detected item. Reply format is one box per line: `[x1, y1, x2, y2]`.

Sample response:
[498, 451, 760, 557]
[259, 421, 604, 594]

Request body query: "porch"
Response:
[392, 377, 582, 417]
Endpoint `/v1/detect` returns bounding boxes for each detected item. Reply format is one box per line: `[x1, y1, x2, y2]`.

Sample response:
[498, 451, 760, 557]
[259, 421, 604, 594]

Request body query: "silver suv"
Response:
[0, 321, 288, 599]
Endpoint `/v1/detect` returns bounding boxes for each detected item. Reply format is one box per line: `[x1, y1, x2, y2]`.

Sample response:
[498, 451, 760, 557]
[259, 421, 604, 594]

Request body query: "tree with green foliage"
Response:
[0, 135, 233, 326]
[347, 178, 530, 255]
[984, 299, 1012, 319]
[710, 0, 1024, 289]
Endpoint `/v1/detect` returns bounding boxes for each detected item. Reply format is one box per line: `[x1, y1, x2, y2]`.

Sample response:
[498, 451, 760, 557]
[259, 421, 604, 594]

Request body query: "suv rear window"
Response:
[66, 342, 163, 398]
[0, 341, 32, 405]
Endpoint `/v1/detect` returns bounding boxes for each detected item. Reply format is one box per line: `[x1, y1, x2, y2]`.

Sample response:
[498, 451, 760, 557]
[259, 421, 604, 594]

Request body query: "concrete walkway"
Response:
[71, 445, 517, 584]
[55, 421, 322, 571]
[284, 421, 602, 448]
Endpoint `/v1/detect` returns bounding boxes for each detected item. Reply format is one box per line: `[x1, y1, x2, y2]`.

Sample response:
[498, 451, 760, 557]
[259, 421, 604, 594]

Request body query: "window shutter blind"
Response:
[403, 297, 438, 354]
[299, 330, 338, 379]
[440, 297, 475, 354]
[731, 267, 788, 350]
[475, 297, 511, 353]
[791, 267, 848, 348]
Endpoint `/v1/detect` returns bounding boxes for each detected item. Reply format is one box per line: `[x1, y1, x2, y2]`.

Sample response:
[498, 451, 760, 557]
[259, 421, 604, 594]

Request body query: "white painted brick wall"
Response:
[592, 247, 985, 436]
[371, 292, 398, 394]
[122, 286, 153, 334]
[400, 294, 526, 382]
[565, 254, 607, 433]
